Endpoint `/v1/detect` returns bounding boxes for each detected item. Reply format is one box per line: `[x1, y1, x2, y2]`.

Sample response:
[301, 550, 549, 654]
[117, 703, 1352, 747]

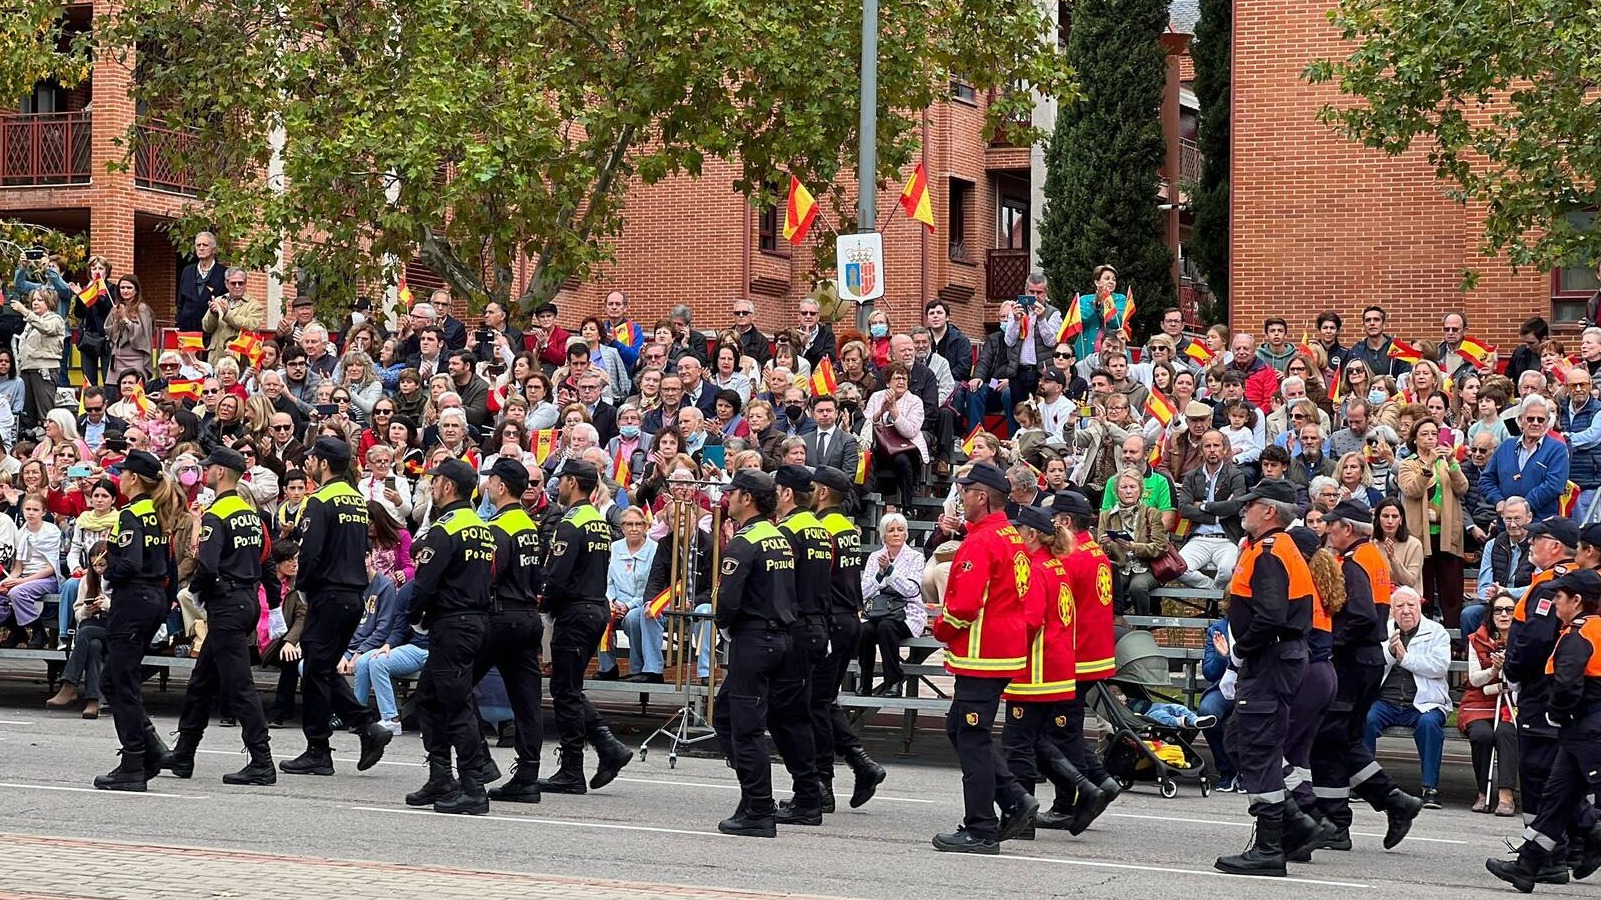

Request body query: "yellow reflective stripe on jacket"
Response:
[312, 480, 361, 501]
[1076, 656, 1116, 675]
[943, 651, 1027, 670]
[207, 494, 253, 519]
[1004, 679, 1077, 696]
[440, 508, 489, 535]
[565, 503, 603, 527]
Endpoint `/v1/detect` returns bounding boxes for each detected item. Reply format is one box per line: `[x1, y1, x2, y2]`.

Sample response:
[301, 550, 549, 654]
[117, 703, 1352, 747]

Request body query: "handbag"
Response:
[77, 329, 110, 357]
[1149, 542, 1189, 583]
[873, 422, 917, 456]
[864, 589, 907, 622]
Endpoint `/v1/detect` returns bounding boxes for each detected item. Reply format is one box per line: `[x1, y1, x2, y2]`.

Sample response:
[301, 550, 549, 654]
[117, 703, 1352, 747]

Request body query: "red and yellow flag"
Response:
[226, 331, 264, 366]
[532, 429, 559, 464]
[397, 275, 414, 310]
[1183, 341, 1216, 367]
[1056, 300, 1083, 344]
[77, 278, 107, 307]
[783, 176, 819, 243]
[612, 452, 631, 486]
[598, 616, 617, 653]
[1144, 388, 1177, 427]
[175, 331, 205, 353]
[1329, 364, 1345, 404]
[1387, 338, 1423, 364]
[854, 449, 869, 485]
[1561, 481, 1581, 517]
[811, 356, 839, 398]
[165, 378, 203, 401]
[961, 425, 985, 457]
[898, 162, 934, 230]
[130, 384, 153, 418]
[1458, 335, 1495, 366]
[1117, 285, 1136, 339]
[646, 586, 673, 620]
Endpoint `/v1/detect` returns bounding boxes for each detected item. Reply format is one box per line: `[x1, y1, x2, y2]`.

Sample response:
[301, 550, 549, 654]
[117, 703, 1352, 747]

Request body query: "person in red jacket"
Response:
[930, 462, 1045, 854]
[1229, 333, 1281, 414]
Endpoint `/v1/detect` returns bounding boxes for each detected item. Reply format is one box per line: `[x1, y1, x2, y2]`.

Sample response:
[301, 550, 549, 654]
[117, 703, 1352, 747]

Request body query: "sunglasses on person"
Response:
[1525, 416, 1548, 424]
[1493, 605, 1516, 614]
[733, 310, 753, 317]
[373, 408, 393, 416]
[84, 404, 104, 413]
[271, 424, 294, 432]
[1053, 352, 1072, 359]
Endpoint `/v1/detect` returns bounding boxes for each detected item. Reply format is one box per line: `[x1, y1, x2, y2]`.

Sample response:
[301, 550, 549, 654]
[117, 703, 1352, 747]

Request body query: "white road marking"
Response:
[996, 852, 1371, 888]
[1107, 811, 1468, 845]
[351, 805, 734, 837]
[0, 719, 33, 725]
[615, 775, 938, 804]
[0, 781, 205, 800]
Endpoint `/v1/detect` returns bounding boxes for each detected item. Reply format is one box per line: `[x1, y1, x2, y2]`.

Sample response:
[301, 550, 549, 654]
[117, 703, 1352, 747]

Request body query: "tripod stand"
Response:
[637, 495, 723, 768]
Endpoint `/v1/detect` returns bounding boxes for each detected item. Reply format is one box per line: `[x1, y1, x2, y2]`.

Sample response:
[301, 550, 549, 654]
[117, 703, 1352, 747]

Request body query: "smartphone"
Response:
[702, 445, 726, 469]
[315, 403, 338, 417]
[383, 476, 396, 491]
[68, 464, 93, 478]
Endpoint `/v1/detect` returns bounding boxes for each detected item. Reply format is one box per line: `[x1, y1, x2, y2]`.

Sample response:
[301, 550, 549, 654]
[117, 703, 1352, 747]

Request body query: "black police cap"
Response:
[812, 466, 853, 494]
[1551, 568, 1601, 602]
[1239, 478, 1297, 505]
[559, 459, 600, 492]
[728, 468, 776, 497]
[1049, 490, 1093, 518]
[1323, 499, 1372, 527]
[426, 457, 479, 494]
[774, 464, 814, 492]
[1015, 504, 1055, 533]
[956, 461, 1010, 494]
[199, 447, 247, 473]
[308, 435, 351, 465]
[121, 449, 163, 480]
[487, 457, 530, 494]
[1528, 517, 1581, 549]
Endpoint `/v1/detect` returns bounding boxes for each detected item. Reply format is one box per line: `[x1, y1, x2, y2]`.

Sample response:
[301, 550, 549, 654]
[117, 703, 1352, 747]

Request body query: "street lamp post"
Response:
[856, 0, 877, 333]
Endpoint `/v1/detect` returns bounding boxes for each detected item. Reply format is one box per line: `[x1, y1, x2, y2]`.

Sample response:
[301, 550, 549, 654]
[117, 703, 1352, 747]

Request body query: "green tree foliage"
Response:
[1305, 0, 1601, 283]
[0, 1, 90, 107]
[1189, 0, 1230, 319]
[105, 0, 1071, 313]
[1039, 0, 1174, 338]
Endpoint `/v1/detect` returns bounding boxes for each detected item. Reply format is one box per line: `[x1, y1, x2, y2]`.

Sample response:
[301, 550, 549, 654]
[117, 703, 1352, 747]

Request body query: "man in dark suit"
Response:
[643, 374, 688, 436]
[427, 289, 469, 351]
[578, 373, 618, 446]
[678, 357, 721, 417]
[730, 298, 771, 367]
[76, 386, 126, 452]
[797, 298, 837, 370]
[668, 303, 711, 365]
[177, 231, 228, 335]
[777, 387, 816, 438]
[803, 394, 859, 477]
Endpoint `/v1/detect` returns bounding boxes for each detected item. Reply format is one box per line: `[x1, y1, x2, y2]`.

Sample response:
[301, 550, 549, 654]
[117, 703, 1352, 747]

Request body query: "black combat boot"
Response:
[486, 761, 542, 803]
[406, 755, 459, 807]
[466, 742, 501, 787]
[587, 725, 635, 789]
[163, 733, 199, 779]
[1215, 808, 1287, 877]
[143, 723, 173, 781]
[1572, 823, 1601, 880]
[719, 800, 778, 838]
[818, 774, 836, 813]
[355, 721, 393, 771]
[1283, 806, 1338, 861]
[223, 745, 278, 786]
[776, 778, 825, 827]
[94, 751, 148, 792]
[537, 747, 588, 795]
[434, 772, 490, 815]
[279, 740, 336, 776]
[843, 747, 886, 809]
[1381, 788, 1423, 849]
[1486, 842, 1549, 894]
[997, 788, 1040, 843]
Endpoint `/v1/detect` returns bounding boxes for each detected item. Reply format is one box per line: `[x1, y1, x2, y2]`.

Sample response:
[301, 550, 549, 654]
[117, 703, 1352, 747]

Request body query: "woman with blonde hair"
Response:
[1097, 470, 1169, 615]
[338, 349, 383, 423]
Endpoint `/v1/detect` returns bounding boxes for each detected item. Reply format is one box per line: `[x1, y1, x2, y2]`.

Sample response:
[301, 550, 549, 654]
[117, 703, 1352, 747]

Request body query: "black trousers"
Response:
[769, 623, 825, 805]
[100, 584, 166, 756]
[1001, 699, 1070, 791]
[1061, 689, 1111, 784]
[269, 663, 299, 719]
[1312, 661, 1391, 824]
[811, 613, 864, 779]
[1519, 721, 1561, 821]
[858, 616, 911, 686]
[176, 591, 270, 751]
[549, 602, 607, 750]
[947, 675, 1019, 842]
[714, 628, 788, 815]
[471, 609, 544, 767]
[298, 589, 371, 744]
[873, 447, 920, 510]
[417, 613, 489, 775]
[1529, 730, 1601, 850]
[1227, 646, 1306, 818]
[21, 368, 55, 431]
[1285, 659, 1335, 807]
[1466, 719, 1518, 792]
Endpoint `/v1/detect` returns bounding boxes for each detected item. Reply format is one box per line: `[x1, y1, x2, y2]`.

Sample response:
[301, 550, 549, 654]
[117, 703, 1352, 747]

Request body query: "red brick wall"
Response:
[1231, 0, 1550, 350]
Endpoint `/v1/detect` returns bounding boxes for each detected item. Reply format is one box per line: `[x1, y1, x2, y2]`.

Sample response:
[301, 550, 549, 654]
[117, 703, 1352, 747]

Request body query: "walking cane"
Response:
[1485, 680, 1503, 804]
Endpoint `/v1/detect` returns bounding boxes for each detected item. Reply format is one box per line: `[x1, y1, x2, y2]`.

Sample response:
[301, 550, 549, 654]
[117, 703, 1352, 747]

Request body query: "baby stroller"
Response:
[1085, 629, 1211, 798]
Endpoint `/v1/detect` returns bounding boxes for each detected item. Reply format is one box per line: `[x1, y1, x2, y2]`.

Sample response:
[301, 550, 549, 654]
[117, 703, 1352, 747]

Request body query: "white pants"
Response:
[1178, 534, 1239, 590]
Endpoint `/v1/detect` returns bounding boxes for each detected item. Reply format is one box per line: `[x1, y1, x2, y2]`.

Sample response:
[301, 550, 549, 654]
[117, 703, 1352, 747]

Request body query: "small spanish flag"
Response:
[598, 616, 618, 653]
[854, 450, 869, 485]
[1387, 338, 1423, 364]
[227, 331, 264, 366]
[811, 356, 839, 398]
[646, 586, 673, 620]
[166, 378, 203, 401]
[1056, 300, 1083, 343]
[77, 278, 107, 307]
[1297, 331, 1317, 358]
[396, 275, 413, 310]
[898, 162, 934, 230]
[532, 429, 559, 464]
[1458, 335, 1495, 367]
[612, 452, 630, 486]
[1144, 388, 1177, 427]
[1148, 440, 1164, 471]
[1329, 364, 1345, 403]
[130, 384, 153, 418]
[1183, 341, 1216, 366]
[783, 176, 819, 243]
[612, 320, 638, 347]
[175, 331, 205, 353]
[1118, 284, 1136, 339]
[1560, 481, 1581, 517]
[961, 425, 985, 457]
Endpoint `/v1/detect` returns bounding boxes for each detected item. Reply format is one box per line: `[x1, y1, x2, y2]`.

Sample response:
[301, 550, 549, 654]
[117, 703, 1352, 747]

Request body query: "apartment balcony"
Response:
[0, 111, 92, 187]
[1179, 137, 1201, 182]
[134, 123, 199, 196]
[986, 247, 1030, 301]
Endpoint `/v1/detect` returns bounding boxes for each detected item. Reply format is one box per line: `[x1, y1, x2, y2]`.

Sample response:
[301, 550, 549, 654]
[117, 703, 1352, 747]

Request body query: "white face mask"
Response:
[350, 311, 366, 327]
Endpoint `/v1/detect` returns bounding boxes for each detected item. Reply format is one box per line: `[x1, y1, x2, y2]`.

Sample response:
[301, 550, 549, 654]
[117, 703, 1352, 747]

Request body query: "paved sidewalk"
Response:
[0, 832, 864, 900]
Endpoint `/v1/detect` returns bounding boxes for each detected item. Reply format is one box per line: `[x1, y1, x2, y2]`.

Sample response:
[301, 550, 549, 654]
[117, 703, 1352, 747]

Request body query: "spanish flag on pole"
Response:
[783, 176, 819, 244]
[77, 278, 107, 307]
[961, 425, 985, 457]
[646, 586, 674, 620]
[612, 452, 630, 487]
[899, 163, 935, 230]
[1183, 341, 1216, 366]
[1144, 388, 1177, 427]
[175, 331, 205, 353]
[396, 275, 414, 310]
[1387, 338, 1423, 364]
[166, 378, 203, 401]
[532, 429, 559, 464]
[854, 450, 869, 485]
[1056, 301, 1083, 343]
[227, 331, 264, 367]
[811, 356, 839, 398]
[1458, 335, 1495, 367]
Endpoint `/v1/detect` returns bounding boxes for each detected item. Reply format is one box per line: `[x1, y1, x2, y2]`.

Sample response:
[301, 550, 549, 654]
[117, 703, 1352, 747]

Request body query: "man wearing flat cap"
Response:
[538, 459, 635, 796]
[401, 457, 498, 815]
[163, 448, 278, 787]
[280, 436, 392, 777]
[1214, 479, 1316, 876]
[929, 462, 1045, 854]
[712, 468, 798, 838]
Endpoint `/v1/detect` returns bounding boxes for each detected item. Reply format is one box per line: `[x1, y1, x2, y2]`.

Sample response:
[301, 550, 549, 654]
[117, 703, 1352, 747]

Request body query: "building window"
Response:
[757, 181, 779, 253]
[1553, 211, 1598, 325]
[949, 178, 972, 262]
[950, 81, 977, 105]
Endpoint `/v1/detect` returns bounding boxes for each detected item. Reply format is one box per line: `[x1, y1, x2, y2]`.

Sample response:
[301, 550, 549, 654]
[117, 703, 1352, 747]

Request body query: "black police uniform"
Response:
[94, 494, 173, 789]
[406, 499, 496, 813]
[286, 468, 383, 773]
[479, 501, 547, 800]
[713, 513, 798, 828]
[540, 499, 633, 792]
[771, 504, 829, 815]
[814, 497, 879, 803]
[172, 489, 276, 781]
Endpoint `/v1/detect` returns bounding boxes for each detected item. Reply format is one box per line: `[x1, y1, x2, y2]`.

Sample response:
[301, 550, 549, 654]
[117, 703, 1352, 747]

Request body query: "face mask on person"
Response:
[869, 324, 889, 338]
[620, 424, 640, 439]
[350, 311, 366, 327]
[785, 404, 805, 422]
[1368, 389, 1388, 405]
[840, 401, 859, 420]
[178, 469, 199, 487]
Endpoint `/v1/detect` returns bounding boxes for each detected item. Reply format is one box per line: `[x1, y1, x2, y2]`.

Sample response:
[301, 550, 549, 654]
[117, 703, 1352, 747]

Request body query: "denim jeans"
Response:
[1459, 603, 1487, 653]
[353, 644, 429, 722]
[1198, 687, 1235, 779]
[607, 605, 664, 674]
[1363, 699, 1445, 789]
[58, 576, 81, 636]
[694, 602, 714, 678]
[964, 383, 1015, 436]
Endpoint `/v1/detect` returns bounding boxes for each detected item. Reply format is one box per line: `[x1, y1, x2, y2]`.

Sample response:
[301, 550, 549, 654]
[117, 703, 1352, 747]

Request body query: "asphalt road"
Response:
[0, 679, 1552, 900]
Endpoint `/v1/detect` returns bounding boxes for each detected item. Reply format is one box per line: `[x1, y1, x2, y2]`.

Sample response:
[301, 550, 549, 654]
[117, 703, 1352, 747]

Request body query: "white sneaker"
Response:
[380, 719, 402, 737]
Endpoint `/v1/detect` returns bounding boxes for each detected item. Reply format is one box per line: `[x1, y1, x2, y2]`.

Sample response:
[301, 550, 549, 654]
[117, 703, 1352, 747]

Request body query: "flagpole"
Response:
[856, 0, 878, 334]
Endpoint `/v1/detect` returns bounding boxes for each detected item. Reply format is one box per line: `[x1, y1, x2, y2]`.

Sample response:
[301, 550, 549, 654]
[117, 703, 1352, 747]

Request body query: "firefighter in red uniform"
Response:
[1488, 568, 1601, 892]
[999, 504, 1079, 843]
[930, 463, 1046, 854]
[1213, 479, 1314, 878]
[1035, 490, 1116, 834]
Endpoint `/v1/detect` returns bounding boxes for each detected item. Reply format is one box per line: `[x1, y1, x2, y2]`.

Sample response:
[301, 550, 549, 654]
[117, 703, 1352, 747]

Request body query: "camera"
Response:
[475, 328, 496, 362]
[22, 247, 47, 262]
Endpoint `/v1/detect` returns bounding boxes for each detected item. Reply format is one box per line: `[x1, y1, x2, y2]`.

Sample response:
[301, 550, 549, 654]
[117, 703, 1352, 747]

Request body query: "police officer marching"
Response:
[712, 469, 797, 838]
[162, 448, 278, 786]
[281, 436, 392, 777]
[401, 458, 498, 815]
[480, 457, 548, 803]
[769, 465, 827, 825]
[538, 459, 634, 795]
[1213, 478, 1314, 877]
[930, 462, 1044, 855]
[93, 449, 182, 791]
[811, 465, 886, 810]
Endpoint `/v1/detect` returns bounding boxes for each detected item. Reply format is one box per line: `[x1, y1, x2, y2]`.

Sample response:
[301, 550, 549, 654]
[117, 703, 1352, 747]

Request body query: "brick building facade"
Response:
[1230, 0, 1597, 350]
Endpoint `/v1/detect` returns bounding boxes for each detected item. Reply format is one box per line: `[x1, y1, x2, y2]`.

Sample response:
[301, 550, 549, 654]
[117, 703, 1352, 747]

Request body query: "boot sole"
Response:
[850, 768, 886, 809]
[589, 752, 634, 790]
[1213, 862, 1287, 877]
[94, 780, 147, 792]
[538, 784, 587, 795]
[279, 766, 335, 776]
[1485, 859, 1536, 893]
[434, 805, 490, 815]
[222, 777, 277, 786]
[487, 792, 542, 803]
[718, 825, 777, 838]
[776, 816, 823, 827]
[931, 838, 999, 855]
